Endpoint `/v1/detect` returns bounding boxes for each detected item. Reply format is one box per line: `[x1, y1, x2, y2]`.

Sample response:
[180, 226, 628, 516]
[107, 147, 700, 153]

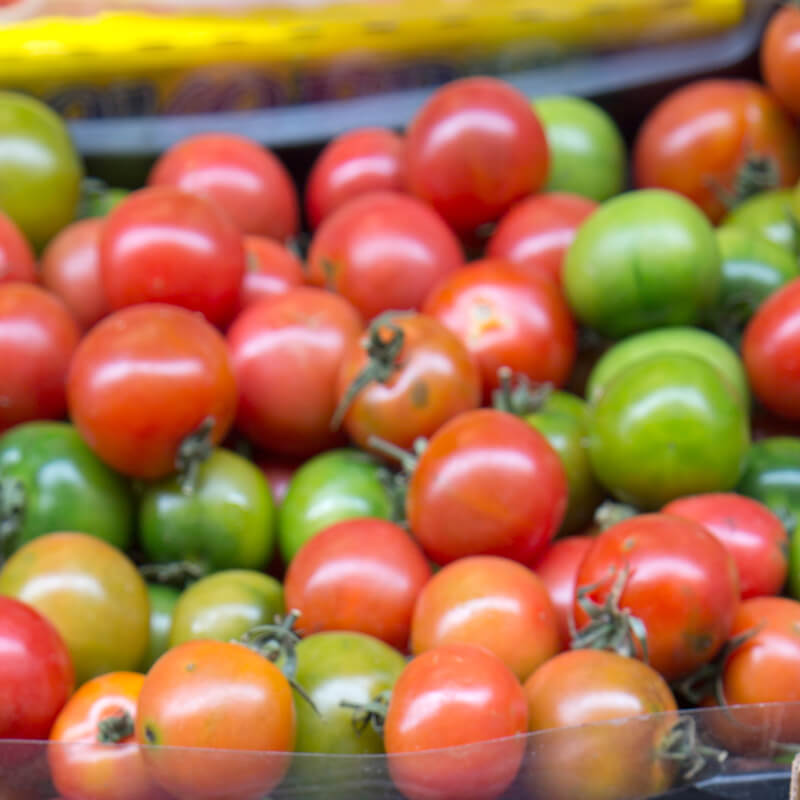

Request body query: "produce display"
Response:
[3, 7, 800, 800]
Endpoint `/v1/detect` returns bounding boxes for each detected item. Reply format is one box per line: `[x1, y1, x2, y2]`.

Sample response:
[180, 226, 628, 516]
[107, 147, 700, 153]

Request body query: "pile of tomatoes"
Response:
[2, 5, 800, 800]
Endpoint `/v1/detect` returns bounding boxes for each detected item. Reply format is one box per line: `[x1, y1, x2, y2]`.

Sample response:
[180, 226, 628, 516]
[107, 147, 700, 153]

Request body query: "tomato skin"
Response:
[404, 77, 549, 235]
[633, 79, 800, 223]
[49, 672, 169, 800]
[136, 639, 295, 800]
[285, 517, 431, 650]
[762, 5, 800, 118]
[305, 127, 405, 229]
[662, 493, 788, 599]
[307, 191, 464, 320]
[140, 584, 180, 672]
[239, 236, 304, 310]
[0, 210, 36, 284]
[67, 304, 237, 480]
[408, 409, 568, 566]
[574, 514, 740, 681]
[0, 596, 74, 740]
[228, 287, 362, 457]
[148, 133, 299, 241]
[721, 187, 799, 257]
[422, 260, 576, 400]
[385, 643, 528, 800]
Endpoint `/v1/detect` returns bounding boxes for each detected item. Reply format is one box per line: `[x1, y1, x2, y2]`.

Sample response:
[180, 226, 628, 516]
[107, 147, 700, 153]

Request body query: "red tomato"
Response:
[40, 218, 108, 331]
[422, 259, 576, 400]
[336, 311, 481, 450]
[49, 672, 169, 800]
[306, 191, 464, 320]
[256, 457, 299, 506]
[662, 493, 788, 599]
[228, 287, 362, 457]
[762, 5, 800, 118]
[285, 517, 432, 650]
[633, 79, 800, 222]
[148, 133, 299, 241]
[743, 278, 800, 420]
[384, 643, 528, 800]
[99, 186, 246, 328]
[410, 555, 560, 680]
[0, 283, 80, 432]
[531, 535, 594, 647]
[486, 192, 597, 287]
[305, 127, 405, 229]
[136, 639, 295, 800]
[0, 596, 74, 740]
[574, 513, 740, 681]
[239, 236, 305, 310]
[0, 210, 36, 284]
[407, 408, 567, 566]
[404, 77, 549, 235]
[67, 304, 237, 479]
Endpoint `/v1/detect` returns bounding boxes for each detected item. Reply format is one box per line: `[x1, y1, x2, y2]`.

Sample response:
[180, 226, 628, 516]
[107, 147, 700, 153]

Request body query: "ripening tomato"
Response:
[239, 236, 305, 310]
[148, 133, 299, 241]
[761, 4, 800, 118]
[385, 643, 528, 800]
[404, 77, 549, 235]
[486, 193, 597, 287]
[422, 260, 576, 400]
[0, 210, 35, 284]
[67, 304, 237, 479]
[99, 187, 246, 328]
[305, 127, 405, 229]
[633, 79, 800, 223]
[306, 191, 464, 320]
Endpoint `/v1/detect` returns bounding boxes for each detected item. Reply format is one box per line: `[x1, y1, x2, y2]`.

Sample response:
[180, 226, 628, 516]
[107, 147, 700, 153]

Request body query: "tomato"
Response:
[410, 555, 559, 680]
[406, 408, 567, 566]
[0, 92, 82, 250]
[239, 236, 304, 310]
[49, 672, 168, 800]
[633, 79, 800, 223]
[0, 211, 35, 284]
[77, 180, 128, 220]
[136, 639, 295, 800]
[762, 4, 800, 118]
[256, 457, 297, 506]
[140, 584, 180, 673]
[564, 190, 721, 339]
[574, 513, 740, 681]
[384, 643, 527, 800]
[0, 421, 134, 556]
[148, 133, 299, 241]
[285, 517, 431, 650]
[404, 77, 548, 235]
[662, 493, 788, 599]
[0, 532, 149, 685]
[99, 187, 246, 328]
[721, 187, 799, 257]
[531, 536, 594, 647]
[335, 311, 481, 450]
[140, 448, 276, 572]
[532, 95, 627, 202]
[589, 353, 750, 509]
[422, 260, 576, 400]
[522, 649, 678, 800]
[278, 449, 395, 563]
[306, 191, 464, 320]
[485, 192, 597, 287]
[169, 569, 284, 647]
[40, 218, 108, 331]
[585, 326, 750, 411]
[0, 596, 73, 739]
[305, 127, 405, 229]
[67, 304, 237, 480]
[737, 437, 800, 530]
[228, 287, 362, 457]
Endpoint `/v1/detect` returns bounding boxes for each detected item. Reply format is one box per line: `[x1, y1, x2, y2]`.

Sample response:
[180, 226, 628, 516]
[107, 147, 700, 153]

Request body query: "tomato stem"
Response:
[0, 477, 25, 561]
[96, 711, 135, 744]
[491, 366, 553, 416]
[138, 560, 208, 588]
[340, 690, 391, 735]
[175, 416, 215, 495]
[707, 153, 780, 212]
[658, 715, 727, 782]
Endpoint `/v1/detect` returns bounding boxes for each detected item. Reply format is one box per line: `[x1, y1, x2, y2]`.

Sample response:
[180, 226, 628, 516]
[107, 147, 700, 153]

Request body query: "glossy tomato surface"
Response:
[762, 5, 800, 118]
[140, 584, 180, 672]
[239, 235, 305, 310]
[0, 209, 35, 284]
[721, 187, 799, 257]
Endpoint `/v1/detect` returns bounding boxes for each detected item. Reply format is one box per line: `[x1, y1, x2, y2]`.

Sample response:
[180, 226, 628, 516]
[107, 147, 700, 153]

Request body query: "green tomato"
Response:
[77, 178, 129, 219]
[169, 569, 284, 647]
[0, 92, 83, 250]
[722, 188, 799, 258]
[278, 449, 394, 564]
[585, 326, 749, 411]
[564, 189, 721, 339]
[532, 95, 627, 202]
[139, 448, 275, 572]
[0, 421, 133, 556]
[140, 584, 180, 672]
[589, 353, 750, 509]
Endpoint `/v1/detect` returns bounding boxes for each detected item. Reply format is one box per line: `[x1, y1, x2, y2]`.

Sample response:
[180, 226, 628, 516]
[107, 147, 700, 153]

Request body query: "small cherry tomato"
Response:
[0, 210, 35, 284]
[239, 236, 305, 310]
[761, 4, 800, 118]
[721, 187, 799, 257]
[140, 584, 180, 672]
